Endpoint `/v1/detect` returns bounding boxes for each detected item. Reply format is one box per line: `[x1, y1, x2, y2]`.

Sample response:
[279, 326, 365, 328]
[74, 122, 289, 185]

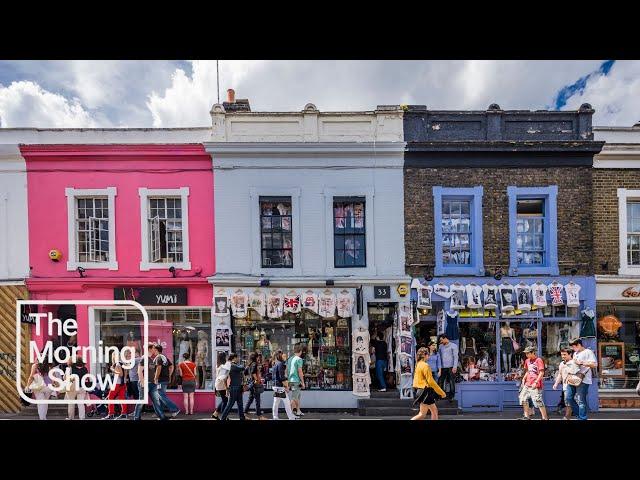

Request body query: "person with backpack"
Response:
[212, 351, 231, 420]
[150, 343, 180, 420]
[220, 352, 246, 421]
[103, 352, 129, 420]
[271, 349, 297, 420]
[245, 352, 266, 420]
[178, 352, 197, 415]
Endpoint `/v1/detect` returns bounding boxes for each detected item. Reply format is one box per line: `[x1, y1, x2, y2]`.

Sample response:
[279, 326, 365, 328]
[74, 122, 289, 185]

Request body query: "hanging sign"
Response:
[397, 284, 409, 297]
[115, 287, 187, 306]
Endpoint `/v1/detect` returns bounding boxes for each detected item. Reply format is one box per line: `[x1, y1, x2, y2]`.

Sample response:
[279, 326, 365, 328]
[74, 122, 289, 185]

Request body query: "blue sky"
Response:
[0, 60, 638, 128]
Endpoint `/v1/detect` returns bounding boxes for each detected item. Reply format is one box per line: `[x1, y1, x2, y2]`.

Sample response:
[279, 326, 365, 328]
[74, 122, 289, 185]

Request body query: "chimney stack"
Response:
[227, 88, 236, 103]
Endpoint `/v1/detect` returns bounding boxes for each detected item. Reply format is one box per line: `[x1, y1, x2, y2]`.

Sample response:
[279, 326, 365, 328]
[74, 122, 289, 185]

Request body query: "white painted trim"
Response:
[205, 142, 406, 157]
[617, 188, 640, 276]
[0, 192, 8, 278]
[65, 187, 118, 271]
[249, 187, 302, 276]
[323, 187, 376, 277]
[138, 187, 191, 271]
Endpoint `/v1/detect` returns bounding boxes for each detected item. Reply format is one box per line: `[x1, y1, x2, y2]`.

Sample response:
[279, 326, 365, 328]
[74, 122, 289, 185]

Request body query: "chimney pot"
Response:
[227, 89, 236, 103]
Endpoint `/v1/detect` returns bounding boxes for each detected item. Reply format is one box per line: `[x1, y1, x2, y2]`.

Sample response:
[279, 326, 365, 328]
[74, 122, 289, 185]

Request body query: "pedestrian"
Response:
[518, 346, 549, 420]
[287, 344, 306, 417]
[371, 331, 388, 392]
[411, 347, 446, 420]
[427, 340, 442, 382]
[271, 349, 297, 420]
[65, 356, 89, 420]
[124, 348, 140, 418]
[566, 338, 597, 421]
[212, 351, 231, 420]
[25, 360, 52, 420]
[103, 352, 129, 420]
[553, 348, 576, 420]
[220, 352, 246, 421]
[437, 334, 459, 401]
[245, 352, 266, 420]
[150, 343, 180, 420]
[132, 343, 155, 420]
[178, 352, 197, 415]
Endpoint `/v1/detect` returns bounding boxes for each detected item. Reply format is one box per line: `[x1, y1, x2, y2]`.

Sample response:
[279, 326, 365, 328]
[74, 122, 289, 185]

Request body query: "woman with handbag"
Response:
[212, 351, 231, 420]
[178, 352, 197, 415]
[25, 360, 53, 420]
[411, 347, 446, 420]
[245, 352, 266, 420]
[271, 349, 297, 420]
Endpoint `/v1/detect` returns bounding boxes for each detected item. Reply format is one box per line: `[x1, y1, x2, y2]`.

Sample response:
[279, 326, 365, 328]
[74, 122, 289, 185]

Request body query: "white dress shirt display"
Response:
[465, 284, 482, 309]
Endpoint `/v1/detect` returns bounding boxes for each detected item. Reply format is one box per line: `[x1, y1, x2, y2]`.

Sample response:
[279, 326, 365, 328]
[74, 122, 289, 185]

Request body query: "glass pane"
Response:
[458, 322, 497, 382]
[500, 322, 537, 381]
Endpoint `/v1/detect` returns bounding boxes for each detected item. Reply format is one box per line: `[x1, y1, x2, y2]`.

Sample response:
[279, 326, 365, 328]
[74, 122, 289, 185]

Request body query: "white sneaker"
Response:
[379, 388, 387, 392]
[296, 411, 305, 416]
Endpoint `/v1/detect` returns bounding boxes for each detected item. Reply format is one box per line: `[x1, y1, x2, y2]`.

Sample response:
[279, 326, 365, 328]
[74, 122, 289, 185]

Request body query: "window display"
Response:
[441, 198, 472, 265]
[596, 305, 640, 390]
[232, 310, 352, 391]
[333, 197, 366, 268]
[458, 322, 497, 382]
[95, 308, 213, 390]
[260, 196, 293, 268]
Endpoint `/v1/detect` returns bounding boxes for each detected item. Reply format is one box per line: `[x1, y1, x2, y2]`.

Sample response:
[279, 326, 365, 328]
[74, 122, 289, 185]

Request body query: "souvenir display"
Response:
[351, 323, 372, 397]
[398, 304, 412, 334]
[399, 353, 413, 375]
[400, 334, 413, 355]
[450, 283, 466, 309]
[417, 284, 433, 309]
[598, 314, 622, 337]
[215, 327, 231, 348]
[283, 291, 301, 314]
[353, 329, 370, 354]
[353, 374, 371, 396]
[482, 284, 499, 309]
[444, 310, 459, 340]
[580, 309, 596, 338]
[336, 290, 354, 318]
[564, 282, 581, 307]
[302, 290, 319, 314]
[230, 290, 248, 318]
[433, 282, 452, 298]
[499, 283, 516, 312]
[249, 290, 266, 317]
[436, 309, 446, 335]
[353, 353, 370, 374]
[399, 372, 413, 399]
[532, 282, 548, 308]
[466, 284, 482, 309]
[515, 283, 532, 312]
[318, 290, 337, 318]
[266, 290, 284, 319]
[548, 281, 564, 306]
[213, 290, 230, 317]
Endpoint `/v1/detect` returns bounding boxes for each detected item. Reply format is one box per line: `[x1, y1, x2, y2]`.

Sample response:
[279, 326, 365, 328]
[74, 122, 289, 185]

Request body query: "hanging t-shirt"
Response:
[580, 311, 596, 338]
[266, 292, 284, 319]
[436, 310, 446, 336]
[417, 285, 433, 309]
[433, 283, 451, 298]
[532, 283, 548, 308]
[249, 292, 266, 317]
[230, 291, 248, 318]
[564, 283, 581, 307]
[353, 330, 370, 354]
[450, 285, 466, 310]
[337, 291, 354, 318]
[283, 293, 302, 314]
[444, 311, 460, 341]
[482, 284, 499, 309]
[466, 284, 482, 309]
[548, 283, 564, 306]
[302, 291, 319, 314]
[515, 284, 532, 311]
[499, 284, 516, 312]
[353, 374, 371, 396]
[318, 292, 337, 318]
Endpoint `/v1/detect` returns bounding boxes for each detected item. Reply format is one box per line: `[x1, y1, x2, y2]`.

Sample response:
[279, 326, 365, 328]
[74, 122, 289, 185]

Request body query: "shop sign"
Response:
[114, 287, 187, 306]
[20, 304, 38, 324]
[621, 285, 640, 298]
[374, 286, 391, 299]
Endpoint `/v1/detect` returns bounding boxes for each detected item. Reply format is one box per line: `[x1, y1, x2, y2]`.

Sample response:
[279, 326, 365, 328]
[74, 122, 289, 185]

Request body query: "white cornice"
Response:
[205, 141, 406, 156]
[207, 274, 411, 286]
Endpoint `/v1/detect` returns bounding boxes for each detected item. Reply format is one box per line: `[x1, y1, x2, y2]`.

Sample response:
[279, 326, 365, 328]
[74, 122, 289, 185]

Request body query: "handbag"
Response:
[566, 372, 585, 387]
[512, 339, 520, 351]
[273, 388, 287, 398]
[28, 374, 45, 393]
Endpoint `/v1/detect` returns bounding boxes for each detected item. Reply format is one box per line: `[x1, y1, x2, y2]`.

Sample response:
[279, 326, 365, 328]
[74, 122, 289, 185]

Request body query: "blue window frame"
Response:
[433, 186, 484, 276]
[507, 186, 558, 276]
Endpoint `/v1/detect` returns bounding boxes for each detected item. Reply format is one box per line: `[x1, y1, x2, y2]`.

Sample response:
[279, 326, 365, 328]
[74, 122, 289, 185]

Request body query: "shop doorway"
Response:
[367, 302, 397, 390]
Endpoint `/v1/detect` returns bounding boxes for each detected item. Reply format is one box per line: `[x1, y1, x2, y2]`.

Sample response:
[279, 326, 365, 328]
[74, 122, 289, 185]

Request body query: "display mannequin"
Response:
[177, 330, 193, 375]
[500, 322, 516, 372]
[195, 330, 209, 389]
[523, 322, 537, 350]
[126, 331, 141, 354]
[461, 336, 477, 357]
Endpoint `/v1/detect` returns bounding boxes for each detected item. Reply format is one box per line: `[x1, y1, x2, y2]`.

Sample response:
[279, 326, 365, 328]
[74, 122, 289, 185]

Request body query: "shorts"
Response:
[417, 387, 437, 406]
[289, 382, 302, 401]
[519, 386, 545, 408]
[182, 380, 196, 393]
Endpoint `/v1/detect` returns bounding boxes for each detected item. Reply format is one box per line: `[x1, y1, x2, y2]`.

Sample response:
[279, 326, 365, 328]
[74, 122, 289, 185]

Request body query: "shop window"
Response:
[499, 321, 538, 381]
[260, 196, 293, 268]
[458, 321, 497, 382]
[626, 201, 640, 266]
[232, 310, 352, 390]
[66, 187, 118, 270]
[596, 305, 640, 391]
[618, 189, 640, 274]
[333, 197, 366, 268]
[540, 320, 581, 382]
[507, 186, 558, 276]
[95, 308, 213, 390]
[433, 186, 484, 276]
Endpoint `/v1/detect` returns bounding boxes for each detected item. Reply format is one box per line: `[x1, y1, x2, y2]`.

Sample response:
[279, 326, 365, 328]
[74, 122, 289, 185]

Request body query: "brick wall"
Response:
[404, 167, 594, 277]
[593, 169, 640, 273]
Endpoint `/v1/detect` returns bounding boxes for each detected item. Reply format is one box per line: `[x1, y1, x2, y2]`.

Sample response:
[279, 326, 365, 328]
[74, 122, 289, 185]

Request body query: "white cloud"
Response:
[563, 60, 640, 126]
[0, 80, 97, 128]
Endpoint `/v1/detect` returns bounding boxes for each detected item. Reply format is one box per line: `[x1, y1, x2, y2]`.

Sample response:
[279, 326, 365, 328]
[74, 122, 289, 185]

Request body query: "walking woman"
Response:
[211, 351, 231, 420]
[103, 352, 128, 420]
[178, 352, 197, 415]
[245, 352, 266, 420]
[65, 357, 89, 420]
[25, 360, 52, 420]
[271, 349, 297, 420]
[411, 347, 446, 420]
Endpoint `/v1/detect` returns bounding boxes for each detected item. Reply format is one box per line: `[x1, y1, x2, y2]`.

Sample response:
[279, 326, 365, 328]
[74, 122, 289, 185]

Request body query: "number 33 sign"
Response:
[374, 286, 391, 299]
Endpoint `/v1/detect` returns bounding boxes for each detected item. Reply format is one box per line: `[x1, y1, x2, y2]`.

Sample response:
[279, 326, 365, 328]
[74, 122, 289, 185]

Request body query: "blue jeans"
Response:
[149, 382, 179, 419]
[220, 386, 245, 420]
[133, 381, 145, 420]
[376, 359, 388, 389]
[566, 382, 590, 420]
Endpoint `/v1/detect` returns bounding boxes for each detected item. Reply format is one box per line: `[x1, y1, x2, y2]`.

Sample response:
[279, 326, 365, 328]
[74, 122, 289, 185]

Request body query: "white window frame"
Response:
[66, 187, 118, 271]
[618, 188, 640, 275]
[139, 187, 191, 271]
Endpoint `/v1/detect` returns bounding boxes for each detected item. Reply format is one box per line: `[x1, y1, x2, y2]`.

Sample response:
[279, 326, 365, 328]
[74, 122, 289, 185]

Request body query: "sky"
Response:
[0, 60, 638, 128]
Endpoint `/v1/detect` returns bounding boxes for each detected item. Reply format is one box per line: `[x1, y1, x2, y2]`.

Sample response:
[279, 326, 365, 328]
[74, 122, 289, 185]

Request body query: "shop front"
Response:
[410, 276, 598, 412]
[595, 278, 640, 407]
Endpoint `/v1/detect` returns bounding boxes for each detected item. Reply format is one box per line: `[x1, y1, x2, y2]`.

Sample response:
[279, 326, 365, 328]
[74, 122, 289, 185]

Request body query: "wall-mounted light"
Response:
[76, 266, 86, 278]
[423, 265, 434, 282]
[169, 266, 176, 278]
[326, 279, 334, 286]
[493, 267, 503, 281]
[601, 261, 609, 272]
[260, 279, 270, 287]
[570, 267, 578, 276]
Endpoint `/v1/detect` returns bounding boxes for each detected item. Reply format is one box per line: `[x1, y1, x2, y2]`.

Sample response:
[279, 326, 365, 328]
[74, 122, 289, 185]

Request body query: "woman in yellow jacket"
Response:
[411, 347, 447, 420]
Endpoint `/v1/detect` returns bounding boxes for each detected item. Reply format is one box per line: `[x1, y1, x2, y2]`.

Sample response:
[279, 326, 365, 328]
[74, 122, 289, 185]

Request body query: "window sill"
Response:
[140, 261, 191, 271]
[67, 261, 118, 271]
[509, 265, 559, 276]
[435, 265, 485, 276]
[618, 266, 640, 276]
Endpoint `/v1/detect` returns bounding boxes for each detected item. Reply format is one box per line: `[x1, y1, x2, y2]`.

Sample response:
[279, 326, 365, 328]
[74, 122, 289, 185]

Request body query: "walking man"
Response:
[287, 345, 306, 417]
[150, 343, 180, 420]
[566, 338, 597, 420]
[371, 331, 388, 392]
[553, 348, 576, 420]
[220, 353, 247, 421]
[519, 346, 549, 420]
[437, 334, 459, 401]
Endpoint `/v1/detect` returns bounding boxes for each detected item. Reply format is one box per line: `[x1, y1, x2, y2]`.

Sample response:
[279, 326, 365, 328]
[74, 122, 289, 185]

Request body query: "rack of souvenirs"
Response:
[212, 287, 355, 319]
[352, 322, 372, 396]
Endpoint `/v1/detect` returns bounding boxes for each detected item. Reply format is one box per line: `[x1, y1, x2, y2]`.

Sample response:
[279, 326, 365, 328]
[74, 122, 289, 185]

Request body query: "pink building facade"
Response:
[22, 144, 216, 412]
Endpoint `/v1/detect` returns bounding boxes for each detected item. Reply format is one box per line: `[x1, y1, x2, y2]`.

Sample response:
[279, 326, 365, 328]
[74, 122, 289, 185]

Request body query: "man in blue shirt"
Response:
[438, 334, 459, 401]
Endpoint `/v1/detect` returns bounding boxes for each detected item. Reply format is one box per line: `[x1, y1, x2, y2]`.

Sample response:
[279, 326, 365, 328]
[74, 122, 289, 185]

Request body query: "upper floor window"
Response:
[333, 197, 366, 268]
[260, 196, 292, 268]
[508, 186, 558, 276]
[433, 186, 484, 276]
[627, 201, 640, 266]
[65, 187, 118, 271]
[139, 187, 191, 271]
